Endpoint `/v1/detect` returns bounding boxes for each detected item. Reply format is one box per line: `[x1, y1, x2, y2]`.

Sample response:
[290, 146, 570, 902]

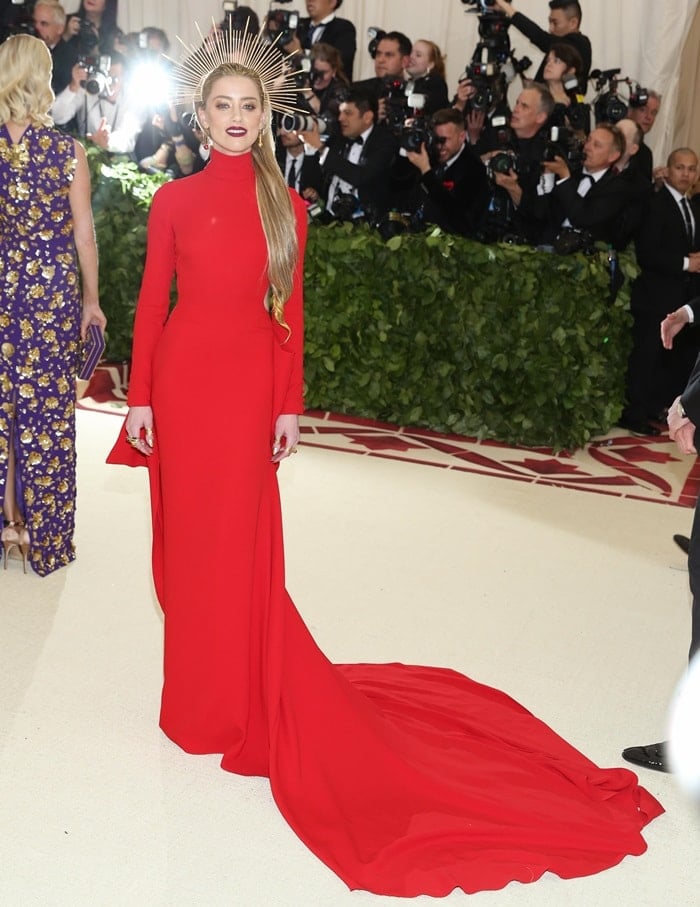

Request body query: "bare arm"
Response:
[69, 139, 106, 339]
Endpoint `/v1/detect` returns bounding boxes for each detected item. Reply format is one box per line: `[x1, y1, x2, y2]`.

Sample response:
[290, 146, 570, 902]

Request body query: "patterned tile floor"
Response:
[80, 364, 700, 509]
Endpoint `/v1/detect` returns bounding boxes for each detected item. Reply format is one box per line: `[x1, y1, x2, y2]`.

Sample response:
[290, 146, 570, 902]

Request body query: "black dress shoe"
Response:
[616, 416, 661, 436]
[621, 741, 670, 773]
[674, 534, 690, 555]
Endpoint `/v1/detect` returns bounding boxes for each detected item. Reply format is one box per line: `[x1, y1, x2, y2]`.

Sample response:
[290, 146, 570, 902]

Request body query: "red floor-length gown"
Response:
[108, 149, 663, 897]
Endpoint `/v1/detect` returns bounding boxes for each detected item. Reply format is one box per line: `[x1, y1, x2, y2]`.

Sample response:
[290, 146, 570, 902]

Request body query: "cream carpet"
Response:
[1, 408, 699, 907]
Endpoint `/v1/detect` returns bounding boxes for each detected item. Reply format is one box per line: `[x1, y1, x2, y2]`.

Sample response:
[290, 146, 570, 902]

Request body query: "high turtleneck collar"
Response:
[204, 148, 256, 182]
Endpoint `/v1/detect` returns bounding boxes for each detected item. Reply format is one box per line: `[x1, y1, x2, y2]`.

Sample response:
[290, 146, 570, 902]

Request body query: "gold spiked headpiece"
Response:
[170, 19, 303, 114]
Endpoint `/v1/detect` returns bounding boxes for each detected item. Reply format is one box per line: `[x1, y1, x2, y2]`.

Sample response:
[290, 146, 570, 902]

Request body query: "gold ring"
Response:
[127, 437, 139, 446]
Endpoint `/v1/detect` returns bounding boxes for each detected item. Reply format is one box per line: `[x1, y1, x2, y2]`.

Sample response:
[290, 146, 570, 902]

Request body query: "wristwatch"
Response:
[678, 399, 687, 418]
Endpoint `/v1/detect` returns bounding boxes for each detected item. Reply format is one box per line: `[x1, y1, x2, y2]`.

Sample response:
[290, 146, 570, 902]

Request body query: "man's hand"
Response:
[466, 107, 485, 144]
[453, 78, 475, 112]
[406, 142, 431, 175]
[688, 252, 700, 274]
[543, 155, 571, 181]
[668, 397, 697, 454]
[87, 116, 111, 150]
[493, 0, 516, 17]
[660, 307, 690, 349]
[493, 168, 523, 206]
[295, 120, 322, 152]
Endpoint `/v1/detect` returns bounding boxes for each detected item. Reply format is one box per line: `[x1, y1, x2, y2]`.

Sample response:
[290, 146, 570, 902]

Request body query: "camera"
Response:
[457, 0, 530, 118]
[78, 54, 112, 96]
[543, 126, 585, 169]
[77, 17, 99, 53]
[265, 4, 299, 46]
[628, 83, 650, 108]
[280, 112, 329, 135]
[367, 27, 386, 58]
[487, 149, 519, 180]
[590, 69, 629, 125]
[460, 0, 499, 10]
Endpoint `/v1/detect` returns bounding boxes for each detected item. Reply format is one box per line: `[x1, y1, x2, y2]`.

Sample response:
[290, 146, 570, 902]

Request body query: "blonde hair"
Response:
[0, 34, 55, 128]
[415, 40, 446, 81]
[198, 62, 298, 332]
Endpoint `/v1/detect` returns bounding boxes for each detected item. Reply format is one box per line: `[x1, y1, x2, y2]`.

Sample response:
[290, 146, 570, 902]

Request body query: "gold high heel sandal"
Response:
[2, 520, 29, 574]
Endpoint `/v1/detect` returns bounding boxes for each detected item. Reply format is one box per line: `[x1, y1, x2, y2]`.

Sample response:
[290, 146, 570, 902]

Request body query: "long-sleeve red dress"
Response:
[108, 148, 663, 898]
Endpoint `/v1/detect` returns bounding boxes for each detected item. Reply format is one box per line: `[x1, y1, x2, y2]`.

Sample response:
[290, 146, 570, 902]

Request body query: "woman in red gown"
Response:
[109, 37, 663, 898]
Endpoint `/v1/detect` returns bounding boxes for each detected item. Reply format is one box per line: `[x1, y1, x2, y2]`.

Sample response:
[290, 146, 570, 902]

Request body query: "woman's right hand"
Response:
[124, 406, 155, 457]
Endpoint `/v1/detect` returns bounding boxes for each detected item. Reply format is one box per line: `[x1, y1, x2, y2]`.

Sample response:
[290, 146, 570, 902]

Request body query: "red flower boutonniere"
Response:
[442, 180, 455, 191]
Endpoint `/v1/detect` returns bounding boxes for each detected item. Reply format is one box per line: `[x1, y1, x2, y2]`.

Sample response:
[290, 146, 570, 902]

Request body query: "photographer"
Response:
[538, 122, 639, 249]
[627, 89, 662, 182]
[281, 0, 356, 81]
[403, 107, 490, 236]
[539, 41, 589, 135]
[476, 83, 554, 243]
[52, 51, 144, 154]
[275, 127, 324, 199]
[492, 0, 591, 93]
[298, 86, 398, 221]
[353, 31, 412, 124]
[32, 1, 77, 94]
[64, 0, 122, 57]
[308, 42, 350, 125]
[405, 40, 450, 117]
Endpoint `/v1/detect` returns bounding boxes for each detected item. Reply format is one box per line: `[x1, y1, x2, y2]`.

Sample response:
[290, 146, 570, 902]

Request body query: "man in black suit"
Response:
[352, 31, 412, 125]
[537, 123, 639, 248]
[620, 148, 700, 434]
[275, 129, 324, 200]
[282, 0, 357, 80]
[622, 357, 700, 774]
[493, 0, 591, 93]
[297, 86, 398, 220]
[403, 108, 490, 236]
[627, 90, 662, 184]
[32, 2, 77, 95]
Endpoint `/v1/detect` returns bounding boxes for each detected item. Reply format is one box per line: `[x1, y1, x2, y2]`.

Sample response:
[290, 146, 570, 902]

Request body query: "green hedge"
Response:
[89, 150, 635, 450]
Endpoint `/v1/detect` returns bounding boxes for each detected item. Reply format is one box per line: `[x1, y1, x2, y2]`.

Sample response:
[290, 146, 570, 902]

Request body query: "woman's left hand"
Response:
[272, 414, 300, 462]
[80, 300, 107, 340]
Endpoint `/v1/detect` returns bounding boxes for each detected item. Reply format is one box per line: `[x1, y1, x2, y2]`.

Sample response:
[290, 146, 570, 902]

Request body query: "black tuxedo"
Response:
[677, 350, 700, 660]
[415, 146, 490, 236]
[623, 187, 700, 422]
[297, 16, 357, 80]
[543, 168, 640, 249]
[275, 145, 324, 197]
[634, 140, 654, 183]
[320, 125, 398, 218]
[510, 12, 591, 94]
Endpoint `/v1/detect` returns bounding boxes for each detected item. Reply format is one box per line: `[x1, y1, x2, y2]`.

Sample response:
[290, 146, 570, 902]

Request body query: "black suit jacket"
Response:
[275, 146, 324, 197]
[510, 12, 591, 93]
[417, 145, 490, 236]
[542, 168, 643, 249]
[297, 16, 357, 80]
[632, 186, 700, 316]
[320, 125, 398, 217]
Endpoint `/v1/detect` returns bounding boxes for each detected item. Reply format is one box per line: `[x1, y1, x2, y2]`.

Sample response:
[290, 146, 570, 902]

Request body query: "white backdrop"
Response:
[117, 0, 700, 162]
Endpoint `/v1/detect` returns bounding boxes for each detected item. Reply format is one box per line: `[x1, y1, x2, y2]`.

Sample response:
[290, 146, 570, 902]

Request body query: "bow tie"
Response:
[347, 135, 364, 147]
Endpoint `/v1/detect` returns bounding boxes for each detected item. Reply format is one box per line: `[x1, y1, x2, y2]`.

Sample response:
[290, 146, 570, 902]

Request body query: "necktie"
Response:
[287, 158, 297, 188]
[681, 197, 694, 244]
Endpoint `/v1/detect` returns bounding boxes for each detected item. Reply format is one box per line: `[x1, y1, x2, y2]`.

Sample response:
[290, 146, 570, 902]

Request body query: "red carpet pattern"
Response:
[80, 365, 699, 509]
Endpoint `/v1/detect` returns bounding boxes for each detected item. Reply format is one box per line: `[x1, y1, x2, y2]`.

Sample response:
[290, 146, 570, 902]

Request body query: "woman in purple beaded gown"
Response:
[0, 34, 106, 575]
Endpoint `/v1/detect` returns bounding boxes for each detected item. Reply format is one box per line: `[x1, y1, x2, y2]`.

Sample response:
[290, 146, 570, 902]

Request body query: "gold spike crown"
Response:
[170, 19, 304, 114]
